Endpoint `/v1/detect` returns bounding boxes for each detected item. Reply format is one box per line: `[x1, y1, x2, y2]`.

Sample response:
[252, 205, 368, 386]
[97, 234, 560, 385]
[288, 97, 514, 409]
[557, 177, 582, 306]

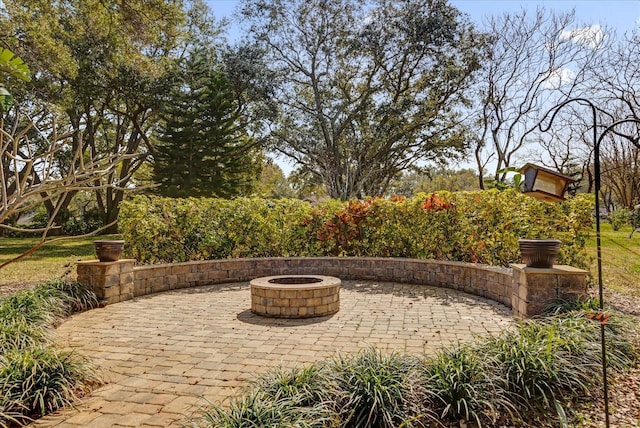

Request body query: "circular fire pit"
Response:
[250, 275, 340, 318]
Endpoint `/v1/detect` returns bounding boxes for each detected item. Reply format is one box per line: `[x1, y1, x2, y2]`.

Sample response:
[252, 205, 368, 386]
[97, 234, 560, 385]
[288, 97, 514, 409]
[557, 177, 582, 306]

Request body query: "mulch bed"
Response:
[576, 289, 640, 427]
[0, 281, 36, 296]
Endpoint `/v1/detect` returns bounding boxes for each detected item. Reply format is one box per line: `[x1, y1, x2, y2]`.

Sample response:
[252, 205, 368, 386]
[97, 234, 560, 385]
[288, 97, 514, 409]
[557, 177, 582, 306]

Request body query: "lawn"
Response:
[0, 235, 121, 289]
[586, 223, 640, 297]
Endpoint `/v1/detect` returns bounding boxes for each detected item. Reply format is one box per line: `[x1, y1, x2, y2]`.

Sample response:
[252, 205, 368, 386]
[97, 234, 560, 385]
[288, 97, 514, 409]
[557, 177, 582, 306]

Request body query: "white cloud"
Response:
[560, 25, 605, 49]
[545, 67, 577, 89]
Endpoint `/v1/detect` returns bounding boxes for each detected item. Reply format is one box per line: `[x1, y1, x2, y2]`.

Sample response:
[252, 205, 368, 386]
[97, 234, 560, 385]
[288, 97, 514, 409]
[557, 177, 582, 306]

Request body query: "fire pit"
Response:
[250, 275, 340, 318]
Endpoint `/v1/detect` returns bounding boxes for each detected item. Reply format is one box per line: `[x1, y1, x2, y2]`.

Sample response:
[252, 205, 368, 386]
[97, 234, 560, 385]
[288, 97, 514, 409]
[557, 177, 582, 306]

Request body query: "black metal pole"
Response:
[540, 98, 640, 425]
[591, 109, 610, 428]
[539, 98, 609, 427]
[592, 116, 640, 427]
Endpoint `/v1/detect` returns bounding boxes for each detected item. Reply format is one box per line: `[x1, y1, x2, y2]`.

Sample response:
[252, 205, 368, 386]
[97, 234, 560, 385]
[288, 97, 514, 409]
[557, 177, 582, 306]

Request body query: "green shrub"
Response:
[119, 197, 321, 263]
[61, 210, 104, 236]
[120, 191, 594, 267]
[607, 208, 632, 231]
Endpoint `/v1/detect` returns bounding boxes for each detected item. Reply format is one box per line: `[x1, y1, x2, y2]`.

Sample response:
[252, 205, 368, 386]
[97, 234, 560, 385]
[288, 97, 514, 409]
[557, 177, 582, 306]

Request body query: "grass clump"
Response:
[0, 347, 100, 420]
[327, 349, 425, 428]
[250, 364, 330, 407]
[188, 390, 330, 428]
[543, 296, 601, 314]
[482, 319, 600, 424]
[34, 280, 99, 316]
[0, 280, 101, 426]
[544, 298, 637, 372]
[423, 346, 513, 426]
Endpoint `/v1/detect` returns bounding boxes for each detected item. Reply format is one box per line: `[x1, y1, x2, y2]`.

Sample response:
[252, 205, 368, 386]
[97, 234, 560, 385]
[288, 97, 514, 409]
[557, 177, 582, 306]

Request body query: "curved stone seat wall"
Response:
[131, 257, 513, 307]
[77, 257, 588, 318]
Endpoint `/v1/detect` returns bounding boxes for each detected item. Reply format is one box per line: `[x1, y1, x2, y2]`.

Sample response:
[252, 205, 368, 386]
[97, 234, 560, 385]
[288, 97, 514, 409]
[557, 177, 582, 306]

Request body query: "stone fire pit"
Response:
[250, 275, 340, 318]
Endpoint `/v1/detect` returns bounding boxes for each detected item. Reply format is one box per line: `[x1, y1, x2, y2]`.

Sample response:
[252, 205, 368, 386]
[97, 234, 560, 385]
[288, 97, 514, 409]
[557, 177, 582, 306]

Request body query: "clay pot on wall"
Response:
[518, 239, 561, 268]
[94, 240, 125, 262]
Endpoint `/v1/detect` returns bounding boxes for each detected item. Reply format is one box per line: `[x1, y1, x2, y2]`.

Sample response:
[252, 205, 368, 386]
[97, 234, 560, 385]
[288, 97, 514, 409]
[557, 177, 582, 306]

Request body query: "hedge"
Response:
[118, 190, 594, 268]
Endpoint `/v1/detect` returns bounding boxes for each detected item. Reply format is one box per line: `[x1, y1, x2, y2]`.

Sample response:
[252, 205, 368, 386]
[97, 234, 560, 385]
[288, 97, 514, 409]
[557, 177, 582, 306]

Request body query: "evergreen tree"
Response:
[154, 50, 261, 198]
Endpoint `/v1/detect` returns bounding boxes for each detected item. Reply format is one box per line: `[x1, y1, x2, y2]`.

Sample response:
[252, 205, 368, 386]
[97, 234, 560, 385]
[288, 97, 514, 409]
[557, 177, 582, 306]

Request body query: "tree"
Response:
[389, 167, 480, 196]
[240, 0, 484, 200]
[0, 95, 134, 268]
[472, 8, 606, 188]
[580, 30, 640, 209]
[1, 0, 191, 231]
[1, 107, 126, 232]
[254, 159, 294, 198]
[153, 49, 262, 198]
[0, 48, 31, 110]
[599, 133, 640, 209]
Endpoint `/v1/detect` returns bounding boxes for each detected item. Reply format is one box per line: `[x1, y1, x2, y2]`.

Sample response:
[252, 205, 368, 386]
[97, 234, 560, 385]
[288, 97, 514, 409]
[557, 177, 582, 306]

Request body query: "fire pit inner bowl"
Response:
[250, 275, 340, 319]
[268, 277, 323, 285]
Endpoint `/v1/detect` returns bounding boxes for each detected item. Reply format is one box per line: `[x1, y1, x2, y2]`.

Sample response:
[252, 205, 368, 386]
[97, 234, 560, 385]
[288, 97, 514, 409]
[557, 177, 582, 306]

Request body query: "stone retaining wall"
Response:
[77, 257, 588, 318]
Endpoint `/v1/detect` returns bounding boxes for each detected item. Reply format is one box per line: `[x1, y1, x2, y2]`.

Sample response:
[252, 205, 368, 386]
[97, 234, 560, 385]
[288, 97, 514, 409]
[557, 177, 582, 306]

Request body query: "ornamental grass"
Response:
[0, 280, 101, 427]
[189, 307, 637, 428]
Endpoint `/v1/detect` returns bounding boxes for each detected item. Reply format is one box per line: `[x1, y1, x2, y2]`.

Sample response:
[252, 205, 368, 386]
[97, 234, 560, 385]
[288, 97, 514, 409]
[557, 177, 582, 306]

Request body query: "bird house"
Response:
[520, 163, 576, 202]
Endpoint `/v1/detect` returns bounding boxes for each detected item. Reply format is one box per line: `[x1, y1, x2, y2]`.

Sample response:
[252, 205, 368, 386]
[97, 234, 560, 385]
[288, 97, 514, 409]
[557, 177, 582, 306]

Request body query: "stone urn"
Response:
[94, 240, 125, 262]
[518, 239, 561, 268]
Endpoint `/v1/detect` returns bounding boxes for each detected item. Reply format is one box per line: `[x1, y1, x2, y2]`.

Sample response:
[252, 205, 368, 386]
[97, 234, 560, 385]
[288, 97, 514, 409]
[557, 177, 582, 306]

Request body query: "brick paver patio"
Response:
[33, 280, 514, 427]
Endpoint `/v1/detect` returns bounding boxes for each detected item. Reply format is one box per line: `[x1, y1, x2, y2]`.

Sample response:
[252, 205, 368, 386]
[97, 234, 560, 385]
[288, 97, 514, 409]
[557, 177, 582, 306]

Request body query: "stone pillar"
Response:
[77, 259, 135, 305]
[510, 264, 588, 318]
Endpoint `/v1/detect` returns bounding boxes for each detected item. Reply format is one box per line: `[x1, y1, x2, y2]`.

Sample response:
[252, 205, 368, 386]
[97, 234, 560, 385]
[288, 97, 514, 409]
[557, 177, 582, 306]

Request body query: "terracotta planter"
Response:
[518, 239, 561, 268]
[94, 240, 125, 262]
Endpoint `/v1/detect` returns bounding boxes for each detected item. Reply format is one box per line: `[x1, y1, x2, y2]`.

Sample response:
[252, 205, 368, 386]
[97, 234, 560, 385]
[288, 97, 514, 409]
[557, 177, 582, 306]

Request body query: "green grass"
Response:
[250, 365, 330, 407]
[328, 349, 423, 428]
[0, 235, 121, 288]
[585, 223, 640, 296]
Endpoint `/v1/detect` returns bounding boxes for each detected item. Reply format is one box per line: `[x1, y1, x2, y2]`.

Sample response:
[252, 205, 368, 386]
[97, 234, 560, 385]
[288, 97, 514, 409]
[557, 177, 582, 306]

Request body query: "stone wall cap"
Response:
[509, 263, 588, 274]
[77, 259, 137, 266]
[132, 256, 513, 274]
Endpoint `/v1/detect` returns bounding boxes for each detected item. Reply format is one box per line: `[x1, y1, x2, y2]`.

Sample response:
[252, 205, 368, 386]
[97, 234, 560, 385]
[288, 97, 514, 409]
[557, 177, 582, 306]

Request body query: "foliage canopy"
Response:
[119, 191, 594, 268]
[240, 0, 485, 199]
[153, 48, 262, 198]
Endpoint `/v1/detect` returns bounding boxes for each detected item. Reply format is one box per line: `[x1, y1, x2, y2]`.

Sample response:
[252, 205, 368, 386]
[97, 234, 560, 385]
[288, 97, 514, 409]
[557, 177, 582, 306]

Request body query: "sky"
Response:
[203, 0, 640, 174]
[454, 0, 640, 33]
[205, 0, 640, 36]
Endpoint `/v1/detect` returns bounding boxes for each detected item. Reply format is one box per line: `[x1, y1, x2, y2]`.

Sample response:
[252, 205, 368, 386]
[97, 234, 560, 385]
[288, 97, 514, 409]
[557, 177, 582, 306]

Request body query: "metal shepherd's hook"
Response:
[539, 97, 640, 427]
